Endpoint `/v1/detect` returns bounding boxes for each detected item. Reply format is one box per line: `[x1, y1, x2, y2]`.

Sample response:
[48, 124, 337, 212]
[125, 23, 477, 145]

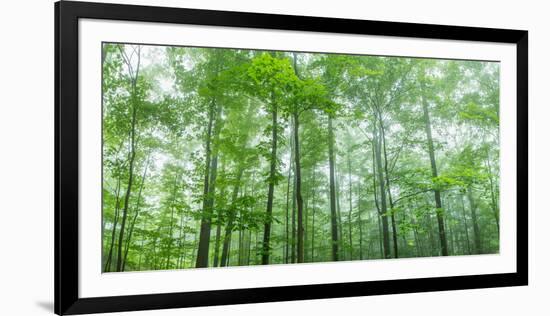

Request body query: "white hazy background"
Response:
[0, 0, 546, 315]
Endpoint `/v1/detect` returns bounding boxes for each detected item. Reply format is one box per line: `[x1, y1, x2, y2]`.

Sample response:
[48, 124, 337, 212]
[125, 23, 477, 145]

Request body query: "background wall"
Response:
[0, 0, 545, 315]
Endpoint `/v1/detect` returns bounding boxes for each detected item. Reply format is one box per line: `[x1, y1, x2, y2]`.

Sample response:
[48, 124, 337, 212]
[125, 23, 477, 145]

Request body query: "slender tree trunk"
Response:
[445, 198, 456, 255]
[468, 186, 482, 254]
[293, 111, 305, 263]
[460, 195, 472, 255]
[226, 232, 232, 266]
[290, 54, 305, 264]
[196, 103, 222, 268]
[247, 229, 253, 265]
[304, 180, 310, 262]
[212, 218, 222, 267]
[426, 212, 436, 256]
[371, 143, 384, 258]
[373, 123, 391, 259]
[238, 227, 244, 265]
[485, 158, 500, 233]
[357, 184, 363, 260]
[255, 230, 260, 265]
[200, 137, 220, 266]
[183, 239, 189, 268]
[262, 103, 278, 264]
[291, 164, 296, 264]
[165, 207, 176, 269]
[137, 210, 148, 270]
[116, 94, 138, 272]
[122, 155, 151, 271]
[220, 167, 244, 267]
[400, 234, 407, 255]
[446, 218, 454, 255]
[420, 82, 449, 256]
[284, 132, 293, 264]
[104, 176, 121, 272]
[115, 45, 141, 272]
[347, 150, 354, 259]
[328, 115, 340, 261]
[311, 183, 316, 262]
[177, 210, 186, 269]
[165, 174, 180, 269]
[151, 225, 162, 269]
[212, 161, 227, 268]
[412, 217, 422, 257]
[307, 167, 316, 262]
[379, 114, 398, 258]
[195, 102, 214, 267]
[336, 169, 345, 259]
[377, 214, 384, 258]
[191, 226, 200, 267]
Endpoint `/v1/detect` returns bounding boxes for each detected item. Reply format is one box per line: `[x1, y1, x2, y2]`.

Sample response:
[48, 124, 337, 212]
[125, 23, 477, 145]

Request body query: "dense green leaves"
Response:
[102, 43, 500, 272]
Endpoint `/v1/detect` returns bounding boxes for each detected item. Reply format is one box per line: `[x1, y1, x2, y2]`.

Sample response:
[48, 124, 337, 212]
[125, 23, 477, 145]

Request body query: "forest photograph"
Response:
[101, 43, 500, 273]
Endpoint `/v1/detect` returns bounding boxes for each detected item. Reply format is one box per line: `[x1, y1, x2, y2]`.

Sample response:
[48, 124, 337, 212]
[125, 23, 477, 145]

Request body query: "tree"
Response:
[115, 45, 142, 272]
[102, 44, 500, 272]
[418, 62, 449, 256]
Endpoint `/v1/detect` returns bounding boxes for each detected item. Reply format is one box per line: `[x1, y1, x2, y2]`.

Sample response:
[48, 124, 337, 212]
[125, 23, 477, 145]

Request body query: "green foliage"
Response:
[102, 43, 500, 272]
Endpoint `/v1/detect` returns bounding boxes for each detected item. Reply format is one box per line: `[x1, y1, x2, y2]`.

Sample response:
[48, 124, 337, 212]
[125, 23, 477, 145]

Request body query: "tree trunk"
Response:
[446, 218, 454, 255]
[255, 230, 261, 265]
[371, 142, 384, 258]
[357, 184, 363, 260]
[328, 115, 340, 261]
[196, 103, 222, 268]
[426, 212, 436, 256]
[226, 232, 232, 266]
[304, 179, 310, 262]
[122, 154, 151, 271]
[212, 160, 227, 267]
[238, 227, 243, 265]
[336, 169, 345, 259]
[291, 164, 296, 264]
[247, 229, 253, 265]
[151, 225, 162, 269]
[104, 176, 121, 272]
[220, 166, 244, 267]
[347, 150, 354, 259]
[165, 207, 176, 269]
[116, 92, 138, 272]
[262, 103, 278, 264]
[460, 195, 472, 255]
[212, 217, 222, 267]
[115, 45, 141, 272]
[284, 131, 293, 264]
[379, 114, 399, 258]
[293, 112, 305, 263]
[177, 210, 187, 269]
[373, 123, 391, 259]
[420, 82, 449, 256]
[485, 158, 500, 233]
[311, 180, 316, 262]
[412, 217, 422, 257]
[137, 212, 148, 270]
[165, 174, 180, 269]
[468, 186, 482, 254]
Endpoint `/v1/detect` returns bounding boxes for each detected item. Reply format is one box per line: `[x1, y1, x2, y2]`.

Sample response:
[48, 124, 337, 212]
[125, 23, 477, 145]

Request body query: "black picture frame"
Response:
[55, 1, 528, 314]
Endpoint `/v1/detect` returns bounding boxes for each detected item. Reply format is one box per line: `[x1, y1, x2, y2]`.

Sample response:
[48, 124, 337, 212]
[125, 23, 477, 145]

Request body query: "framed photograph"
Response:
[55, 1, 528, 314]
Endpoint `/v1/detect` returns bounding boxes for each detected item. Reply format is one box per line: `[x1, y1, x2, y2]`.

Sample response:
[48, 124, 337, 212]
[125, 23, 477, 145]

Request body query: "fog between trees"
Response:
[102, 44, 499, 272]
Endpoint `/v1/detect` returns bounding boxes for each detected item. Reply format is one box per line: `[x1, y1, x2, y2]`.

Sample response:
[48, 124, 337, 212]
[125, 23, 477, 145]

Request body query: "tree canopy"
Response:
[102, 44, 500, 272]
